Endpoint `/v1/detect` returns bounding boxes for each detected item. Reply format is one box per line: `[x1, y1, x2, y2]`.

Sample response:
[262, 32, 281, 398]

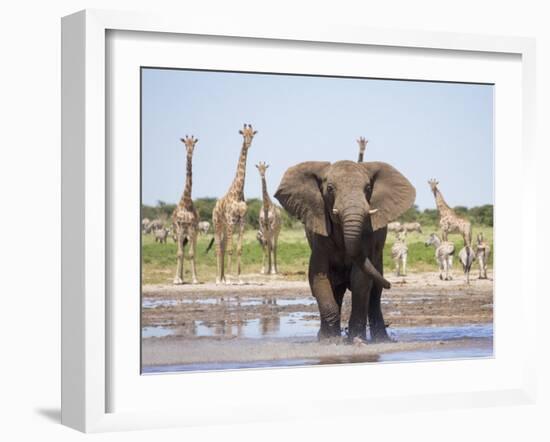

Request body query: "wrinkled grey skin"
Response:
[275, 160, 415, 341]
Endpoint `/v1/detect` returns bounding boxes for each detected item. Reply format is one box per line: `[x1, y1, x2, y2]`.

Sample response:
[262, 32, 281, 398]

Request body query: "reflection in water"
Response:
[143, 307, 493, 345]
[142, 326, 174, 338]
[142, 295, 318, 309]
[193, 312, 318, 340]
[261, 314, 280, 335]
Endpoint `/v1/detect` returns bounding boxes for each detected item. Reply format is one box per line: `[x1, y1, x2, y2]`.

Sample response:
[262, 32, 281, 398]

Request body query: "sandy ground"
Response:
[141, 271, 493, 369]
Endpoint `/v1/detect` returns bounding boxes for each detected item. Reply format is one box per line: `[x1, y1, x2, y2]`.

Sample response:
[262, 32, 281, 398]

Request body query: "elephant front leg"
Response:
[368, 283, 391, 342]
[310, 272, 341, 339]
[349, 266, 371, 340]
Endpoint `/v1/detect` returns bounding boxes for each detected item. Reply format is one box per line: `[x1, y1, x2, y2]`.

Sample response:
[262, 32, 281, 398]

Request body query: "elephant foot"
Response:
[319, 335, 345, 345]
[369, 325, 394, 343]
[351, 336, 368, 346]
[346, 325, 367, 343]
[371, 334, 395, 343]
[317, 324, 342, 341]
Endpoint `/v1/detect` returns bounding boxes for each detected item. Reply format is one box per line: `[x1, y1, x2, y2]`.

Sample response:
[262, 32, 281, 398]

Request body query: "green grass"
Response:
[142, 225, 493, 284]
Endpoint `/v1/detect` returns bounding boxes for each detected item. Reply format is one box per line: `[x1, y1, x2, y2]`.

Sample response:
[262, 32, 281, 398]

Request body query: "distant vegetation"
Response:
[141, 200, 493, 229]
[398, 204, 493, 227]
[141, 198, 300, 229]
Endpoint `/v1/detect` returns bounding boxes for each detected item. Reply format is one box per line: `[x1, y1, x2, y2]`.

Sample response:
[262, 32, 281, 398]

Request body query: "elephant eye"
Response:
[327, 183, 335, 193]
[365, 184, 372, 193]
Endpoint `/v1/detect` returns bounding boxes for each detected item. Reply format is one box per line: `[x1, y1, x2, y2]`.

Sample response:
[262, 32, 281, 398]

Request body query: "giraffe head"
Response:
[255, 161, 269, 178]
[357, 137, 368, 153]
[428, 178, 439, 195]
[180, 135, 198, 155]
[239, 123, 257, 147]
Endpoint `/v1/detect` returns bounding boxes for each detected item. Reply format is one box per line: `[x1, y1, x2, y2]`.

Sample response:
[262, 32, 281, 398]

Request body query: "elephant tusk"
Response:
[332, 208, 339, 215]
[368, 208, 378, 215]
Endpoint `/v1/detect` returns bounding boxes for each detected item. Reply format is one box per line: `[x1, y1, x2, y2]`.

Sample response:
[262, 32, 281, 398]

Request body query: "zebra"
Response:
[458, 246, 476, 284]
[425, 233, 455, 281]
[391, 230, 408, 276]
[475, 232, 491, 279]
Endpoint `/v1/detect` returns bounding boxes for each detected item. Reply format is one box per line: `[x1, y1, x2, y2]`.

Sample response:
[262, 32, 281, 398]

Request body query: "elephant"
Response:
[275, 160, 415, 342]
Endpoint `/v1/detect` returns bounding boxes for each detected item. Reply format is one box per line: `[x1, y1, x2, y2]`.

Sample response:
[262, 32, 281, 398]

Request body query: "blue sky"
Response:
[142, 68, 493, 210]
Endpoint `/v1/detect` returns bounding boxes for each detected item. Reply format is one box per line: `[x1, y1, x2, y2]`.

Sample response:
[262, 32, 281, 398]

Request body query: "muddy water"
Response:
[141, 290, 493, 373]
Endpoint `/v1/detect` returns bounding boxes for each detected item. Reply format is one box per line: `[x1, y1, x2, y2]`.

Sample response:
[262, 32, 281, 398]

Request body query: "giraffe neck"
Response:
[228, 141, 250, 200]
[358, 152, 364, 163]
[434, 189, 452, 216]
[180, 151, 193, 207]
[261, 175, 272, 208]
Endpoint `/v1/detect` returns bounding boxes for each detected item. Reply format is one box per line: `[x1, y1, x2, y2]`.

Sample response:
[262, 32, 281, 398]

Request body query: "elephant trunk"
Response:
[360, 256, 391, 289]
[342, 208, 365, 258]
[341, 207, 391, 290]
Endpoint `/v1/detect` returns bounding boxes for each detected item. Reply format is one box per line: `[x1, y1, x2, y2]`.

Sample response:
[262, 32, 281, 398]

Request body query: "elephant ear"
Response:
[361, 162, 416, 231]
[275, 161, 331, 236]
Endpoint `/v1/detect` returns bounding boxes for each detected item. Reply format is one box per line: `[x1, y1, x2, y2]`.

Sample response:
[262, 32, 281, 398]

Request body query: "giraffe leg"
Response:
[260, 235, 267, 274]
[478, 255, 483, 279]
[173, 232, 184, 285]
[189, 229, 198, 284]
[214, 220, 224, 285]
[235, 220, 246, 284]
[272, 231, 279, 274]
[225, 222, 235, 284]
[403, 253, 407, 276]
[265, 234, 273, 275]
[269, 236, 277, 275]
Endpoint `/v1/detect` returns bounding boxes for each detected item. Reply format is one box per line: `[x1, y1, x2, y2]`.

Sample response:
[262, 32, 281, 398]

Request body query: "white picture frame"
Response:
[61, 9, 537, 433]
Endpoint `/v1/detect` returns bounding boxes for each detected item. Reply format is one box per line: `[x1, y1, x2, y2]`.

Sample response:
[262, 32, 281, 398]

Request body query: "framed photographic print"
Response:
[61, 9, 537, 433]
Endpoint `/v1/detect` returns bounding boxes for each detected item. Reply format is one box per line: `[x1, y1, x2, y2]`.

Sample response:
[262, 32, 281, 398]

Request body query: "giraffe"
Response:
[428, 179, 472, 247]
[212, 124, 257, 284]
[172, 135, 199, 285]
[255, 161, 282, 275]
[357, 137, 368, 163]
